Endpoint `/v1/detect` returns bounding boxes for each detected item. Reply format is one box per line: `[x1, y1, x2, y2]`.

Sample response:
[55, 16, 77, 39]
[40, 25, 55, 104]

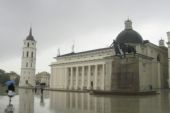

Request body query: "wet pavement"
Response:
[0, 89, 170, 113]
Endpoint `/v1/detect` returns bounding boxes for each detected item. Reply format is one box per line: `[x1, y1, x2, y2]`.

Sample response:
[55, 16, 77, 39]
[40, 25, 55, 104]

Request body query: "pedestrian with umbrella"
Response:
[5, 80, 15, 102]
[3, 80, 15, 113]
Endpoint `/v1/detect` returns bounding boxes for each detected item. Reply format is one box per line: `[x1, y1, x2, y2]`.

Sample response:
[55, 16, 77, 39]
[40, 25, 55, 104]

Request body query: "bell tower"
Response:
[19, 28, 36, 87]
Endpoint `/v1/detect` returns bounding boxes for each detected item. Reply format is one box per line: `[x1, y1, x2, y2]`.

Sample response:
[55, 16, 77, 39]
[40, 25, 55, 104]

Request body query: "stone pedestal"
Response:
[112, 54, 139, 91]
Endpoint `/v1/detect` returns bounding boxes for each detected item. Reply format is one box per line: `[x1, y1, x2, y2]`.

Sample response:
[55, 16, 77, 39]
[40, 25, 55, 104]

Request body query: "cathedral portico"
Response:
[63, 63, 106, 90]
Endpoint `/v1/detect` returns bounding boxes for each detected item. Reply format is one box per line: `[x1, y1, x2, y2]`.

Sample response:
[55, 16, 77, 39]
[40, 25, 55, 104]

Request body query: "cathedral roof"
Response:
[116, 19, 143, 44]
[26, 28, 35, 41]
[57, 47, 113, 58]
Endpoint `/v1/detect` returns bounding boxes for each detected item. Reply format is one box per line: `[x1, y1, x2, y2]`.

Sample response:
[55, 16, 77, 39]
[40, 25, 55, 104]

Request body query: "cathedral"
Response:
[50, 19, 169, 92]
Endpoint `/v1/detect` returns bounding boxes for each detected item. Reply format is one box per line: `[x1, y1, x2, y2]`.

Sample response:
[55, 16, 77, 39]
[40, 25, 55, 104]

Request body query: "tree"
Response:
[7, 71, 20, 86]
[0, 69, 20, 86]
[0, 69, 5, 74]
[0, 69, 10, 86]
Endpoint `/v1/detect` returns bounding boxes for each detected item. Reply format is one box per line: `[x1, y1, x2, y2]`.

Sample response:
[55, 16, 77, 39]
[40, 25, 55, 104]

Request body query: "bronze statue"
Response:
[111, 40, 136, 58]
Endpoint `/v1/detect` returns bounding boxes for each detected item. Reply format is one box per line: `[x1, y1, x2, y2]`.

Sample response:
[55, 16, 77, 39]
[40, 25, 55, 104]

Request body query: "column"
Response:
[50, 67, 53, 88]
[105, 61, 112, 91]
[94, 65, 98, 90]
[157, 63, 161, 88]
[87, 65, 91, 89]
[102, 64, 105, 90]
[75, 67, 79, 90]
[65, 67, 68, 89]
[81, 66, 85, 90]
[54, 67, 57, 88]
[70, 67, 73, 89]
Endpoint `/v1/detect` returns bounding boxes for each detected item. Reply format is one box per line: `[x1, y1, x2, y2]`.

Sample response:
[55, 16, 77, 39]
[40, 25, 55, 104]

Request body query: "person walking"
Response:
[5, 80, 15, 99]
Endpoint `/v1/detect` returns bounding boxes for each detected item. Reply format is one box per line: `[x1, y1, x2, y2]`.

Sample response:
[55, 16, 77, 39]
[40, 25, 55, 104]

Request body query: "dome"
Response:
[116, 19, 143, 44]
[116, 29, 143, 44]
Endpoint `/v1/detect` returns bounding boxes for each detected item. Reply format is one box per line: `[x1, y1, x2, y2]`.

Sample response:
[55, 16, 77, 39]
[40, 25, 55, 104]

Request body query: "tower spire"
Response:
[29, 27, 32, 36]
[26, 27, 35, 41]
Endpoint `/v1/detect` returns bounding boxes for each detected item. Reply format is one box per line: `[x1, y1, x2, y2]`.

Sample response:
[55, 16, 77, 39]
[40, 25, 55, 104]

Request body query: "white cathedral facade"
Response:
[19, 28, 36, 87]
[50, 20, 170, 91]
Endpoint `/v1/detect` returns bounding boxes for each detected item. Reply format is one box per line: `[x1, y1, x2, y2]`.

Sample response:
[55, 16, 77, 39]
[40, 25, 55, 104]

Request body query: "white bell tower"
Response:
[19, 28, 36, 87]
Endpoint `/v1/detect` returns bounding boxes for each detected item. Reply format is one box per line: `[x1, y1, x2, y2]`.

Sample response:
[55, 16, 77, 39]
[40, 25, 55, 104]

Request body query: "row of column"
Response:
[65, 64, 105, 90]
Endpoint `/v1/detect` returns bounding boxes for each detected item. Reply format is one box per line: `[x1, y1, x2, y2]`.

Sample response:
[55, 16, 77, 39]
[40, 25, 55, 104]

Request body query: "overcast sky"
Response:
[0, 0, 170, 74]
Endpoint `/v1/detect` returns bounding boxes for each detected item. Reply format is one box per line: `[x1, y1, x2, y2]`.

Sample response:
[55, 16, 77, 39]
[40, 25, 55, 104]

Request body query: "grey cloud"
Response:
[0, 0, 170, 71]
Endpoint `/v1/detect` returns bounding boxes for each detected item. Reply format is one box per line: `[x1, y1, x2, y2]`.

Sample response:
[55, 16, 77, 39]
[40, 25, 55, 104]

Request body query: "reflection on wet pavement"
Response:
[19, 89, 34, 113]
[0, 89, 170, 113]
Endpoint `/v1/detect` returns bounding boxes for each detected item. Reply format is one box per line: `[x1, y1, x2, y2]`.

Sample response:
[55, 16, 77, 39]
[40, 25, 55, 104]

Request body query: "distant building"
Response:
[19, 28, 37, 87]
[36, 72, 50, 86]
[50, 19, 168, 91]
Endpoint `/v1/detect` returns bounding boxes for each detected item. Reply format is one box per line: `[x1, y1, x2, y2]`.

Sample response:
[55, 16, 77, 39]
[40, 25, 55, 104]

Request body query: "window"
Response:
[27, 43, 29, 47]
[157, 54, 160, 62]
[26, 62, 28, 67]
[31, 52, 33, 58]
[25, 80, 28, 84]
[27, 51, 29, 57]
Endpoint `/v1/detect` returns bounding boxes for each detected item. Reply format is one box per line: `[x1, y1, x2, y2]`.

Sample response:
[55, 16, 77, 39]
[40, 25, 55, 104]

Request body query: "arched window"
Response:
[25, 80, 28, 84]
[157, 54, 160, 62]
[26, 62, 28, 67]
[27, 43, 29, 47]
[31, 52, 33, 58]
[27, 51, 29, 57]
